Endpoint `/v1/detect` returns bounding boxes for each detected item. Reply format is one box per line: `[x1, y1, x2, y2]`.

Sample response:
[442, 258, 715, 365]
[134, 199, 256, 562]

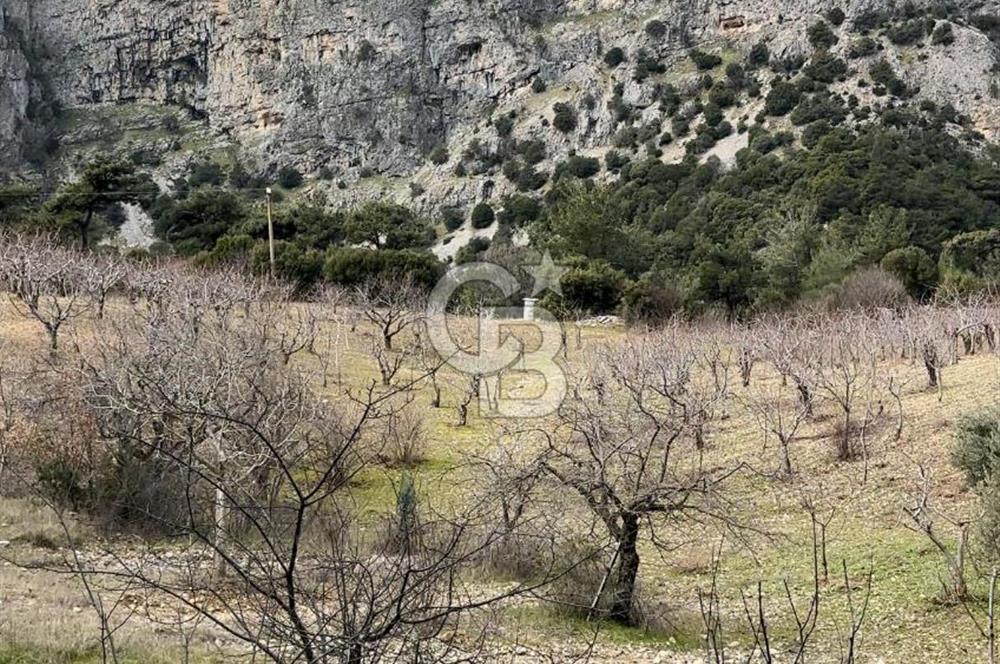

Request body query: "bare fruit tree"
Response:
[0, 234, 90, 350]
[44, 280, 547, 663]
[536, 330, 743, 624]
[355, 276, 427, 352]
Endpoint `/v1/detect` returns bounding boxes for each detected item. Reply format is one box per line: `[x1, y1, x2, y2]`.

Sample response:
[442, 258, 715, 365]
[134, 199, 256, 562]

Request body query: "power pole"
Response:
[265, 186, 275, 280]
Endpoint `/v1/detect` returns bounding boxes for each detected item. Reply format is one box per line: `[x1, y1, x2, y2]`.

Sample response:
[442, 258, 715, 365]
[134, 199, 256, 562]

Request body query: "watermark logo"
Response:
[425, 253, 568, 418]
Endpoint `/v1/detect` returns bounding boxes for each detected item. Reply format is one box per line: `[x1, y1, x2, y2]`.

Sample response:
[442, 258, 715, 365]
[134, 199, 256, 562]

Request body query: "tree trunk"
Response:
[80, 209, 94, 251]
[609, 515, 640, 624]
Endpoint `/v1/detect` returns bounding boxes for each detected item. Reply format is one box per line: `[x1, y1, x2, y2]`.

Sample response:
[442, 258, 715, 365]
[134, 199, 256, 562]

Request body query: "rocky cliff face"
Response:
[2, 0, 999, 207]
[0, 2, 32, 169]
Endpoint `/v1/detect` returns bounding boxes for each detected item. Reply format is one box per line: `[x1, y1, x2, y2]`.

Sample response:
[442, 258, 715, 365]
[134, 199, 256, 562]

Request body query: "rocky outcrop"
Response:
[1, 0, 999, 194]
[0, 2, 32, 169]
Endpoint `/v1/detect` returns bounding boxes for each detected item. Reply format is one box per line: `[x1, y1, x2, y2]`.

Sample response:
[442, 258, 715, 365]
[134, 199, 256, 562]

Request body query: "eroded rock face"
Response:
[2, 0, 999, 182]
[0, 2, 32, 169]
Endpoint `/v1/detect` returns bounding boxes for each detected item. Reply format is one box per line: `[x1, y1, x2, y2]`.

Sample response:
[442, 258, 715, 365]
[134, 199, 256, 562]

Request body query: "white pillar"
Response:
[523, 298, 538, 321]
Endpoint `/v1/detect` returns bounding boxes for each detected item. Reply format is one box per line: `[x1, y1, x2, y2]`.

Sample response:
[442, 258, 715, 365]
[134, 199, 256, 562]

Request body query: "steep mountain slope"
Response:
[1, 0, 999, 219]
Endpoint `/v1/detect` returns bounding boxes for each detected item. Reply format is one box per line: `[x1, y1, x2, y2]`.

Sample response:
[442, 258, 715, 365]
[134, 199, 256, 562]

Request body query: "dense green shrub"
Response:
[441, 206, 465, 232]
[559, 155, 601, 179]
[870, 59, 909, 97]
[455, 237, 492, 264]
[881, 246, 938, 299]
[887, 18, 928, 45]
[689, 49, 722, 70]
[324, 247, 441, 287]
[470, 202, 495, 229]
[548, 260, 629, 314]
[847, 36, 880, 58]
[251, 240, 324, 288]
[621, 274, 684, 324]
[941, 230, 1000, 285]
[153, 189, 246, 256]
[497, 195, 541, 227]
[603, 46, 626, 68]
[645, 20, 667, 39]
[553, 103, 578, 133]
[634, 50, 666, 81]
[826, 7, 846, 26]
[277, 166, 304, 189]
[187, 161, 225, 188]
[807, 21, 838, 50]
[953, 410, 1000, 487]
[803, 51, 848, 83]
[764, 80, 802, 116]
[516, 166, 548, 192]
[748, 42, 770, 68]
[344, 203, 434, 250]
[494, 114, 515, 137]
[516, 139, 547, 165]
[790, 93, 848, 126]
[853, 10, 889, 33]
[605, 151, 630, 173]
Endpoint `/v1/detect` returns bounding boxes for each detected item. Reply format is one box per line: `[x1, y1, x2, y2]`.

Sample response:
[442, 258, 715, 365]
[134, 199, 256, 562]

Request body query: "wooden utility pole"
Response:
[265, 186, 275, 280]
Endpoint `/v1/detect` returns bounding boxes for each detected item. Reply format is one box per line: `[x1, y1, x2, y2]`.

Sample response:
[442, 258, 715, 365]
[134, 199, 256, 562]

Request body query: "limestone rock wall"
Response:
[2, 0, 998, 181]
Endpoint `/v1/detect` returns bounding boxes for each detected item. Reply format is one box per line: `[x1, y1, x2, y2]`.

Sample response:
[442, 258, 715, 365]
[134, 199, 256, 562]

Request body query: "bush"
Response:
[931, 22, 955, 46]
[633, 50, 666, 81]
[621, 274, 684, 324]
[803, 51, 847, 83]
[497, 194, 541, 226]
[881, 246, 938, 299]
[748, 41, 770, 68]
[455, 237, 491, 265]
[764, 80, 802, 116]
[513, 166, 547, 192]
[703, 101, 724, 127]
[531, 77, 547, 93]
[953, 410, 1000, 487]
[470, 202, 495, 229]
[603, 46, 626, 68]
[887, 18, 928, 46]
[277, 166, 304, 190]
[516, 139, 547, 165]
[824, 266, 909, 311]
[689, 49, 722, 70]
[826, 7, 846, 26]
[848, 36, 880, 58]
[645, 20, 667, 39]
[441, 206, 465, 232]
[561, 155, 601, 179]
[555, 260, 629, 314]
[790, 93, 848, 126]
[941, 229, 1000, 284]
[870, 59, 908, 97]
[251, 240, 324, 289]
[494, 114, 514, 137]
[605, 150, 630, 173]
[324, 247, 442, 287]
[187, 161, 225, 188]
[552, 103, 578, 133]
[428, 144, 449, 165]
[807, 21, 838, 50]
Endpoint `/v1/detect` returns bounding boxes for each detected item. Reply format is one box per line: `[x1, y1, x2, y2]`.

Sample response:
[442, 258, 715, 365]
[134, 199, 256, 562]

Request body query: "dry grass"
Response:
[0, 298, 998, 662]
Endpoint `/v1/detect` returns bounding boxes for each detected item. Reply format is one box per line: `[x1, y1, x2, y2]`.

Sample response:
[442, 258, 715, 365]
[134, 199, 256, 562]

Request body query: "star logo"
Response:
[526, 251, 567, 296]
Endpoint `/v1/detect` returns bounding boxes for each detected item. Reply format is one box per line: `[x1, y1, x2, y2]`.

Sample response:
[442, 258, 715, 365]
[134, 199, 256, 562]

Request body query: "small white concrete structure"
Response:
[523, 298, 538, 321]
